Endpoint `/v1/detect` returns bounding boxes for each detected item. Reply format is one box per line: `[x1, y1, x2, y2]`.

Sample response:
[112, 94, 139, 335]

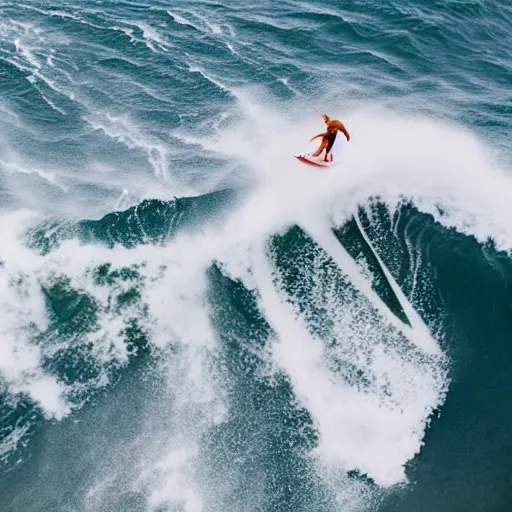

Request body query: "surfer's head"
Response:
[322, 114, 330, 124]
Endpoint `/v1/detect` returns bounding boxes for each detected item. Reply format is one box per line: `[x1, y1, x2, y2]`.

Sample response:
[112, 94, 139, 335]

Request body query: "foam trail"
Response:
[354, 212, 437, 348]
[249, 238, 442, 489]
[84, 113, 175, 184]
[187, 65, 233, 95]
[30, 81, 67, 116]
[300, 217, 440, 355]
[167, 10, 196, 29]
[0, 424, 30, 462]
[0, 157, 67, 191]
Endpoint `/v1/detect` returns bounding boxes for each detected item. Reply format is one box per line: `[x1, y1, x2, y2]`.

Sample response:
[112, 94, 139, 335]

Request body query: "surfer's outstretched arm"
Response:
[339, 122, 350, 142]
[309, 132, 327, 142]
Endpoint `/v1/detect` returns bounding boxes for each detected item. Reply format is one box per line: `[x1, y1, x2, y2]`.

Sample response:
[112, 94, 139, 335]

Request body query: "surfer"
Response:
[310, 114, 350, 162]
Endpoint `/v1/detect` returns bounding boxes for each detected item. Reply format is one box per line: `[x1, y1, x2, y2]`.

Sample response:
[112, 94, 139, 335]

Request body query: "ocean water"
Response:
[0, 1, 511, 511]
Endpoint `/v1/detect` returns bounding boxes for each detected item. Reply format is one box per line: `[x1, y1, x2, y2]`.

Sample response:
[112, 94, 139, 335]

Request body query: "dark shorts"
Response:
[325, 132, 337, 153]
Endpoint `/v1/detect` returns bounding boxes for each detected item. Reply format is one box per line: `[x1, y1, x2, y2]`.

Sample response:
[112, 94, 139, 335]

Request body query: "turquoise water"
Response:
[1, 1, 511, 511]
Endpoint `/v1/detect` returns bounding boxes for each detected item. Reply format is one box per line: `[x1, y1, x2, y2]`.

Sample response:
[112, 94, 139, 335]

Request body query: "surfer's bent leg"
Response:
[313, 136, 329, 157]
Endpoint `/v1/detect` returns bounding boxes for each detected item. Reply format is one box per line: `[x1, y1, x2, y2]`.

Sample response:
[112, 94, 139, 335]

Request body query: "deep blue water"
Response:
[1, 1, 512, 511]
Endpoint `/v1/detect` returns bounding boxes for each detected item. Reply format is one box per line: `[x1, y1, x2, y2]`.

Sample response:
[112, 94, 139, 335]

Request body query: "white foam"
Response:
[0, 211, 70, 419]
[240, 239, 446, 488]
[61, 233, 229, 512]
[106, 21, 169, 53]
[110, 25, 136, 43]
[132, 21, 164, 44]
[145, 445, 203, 512]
